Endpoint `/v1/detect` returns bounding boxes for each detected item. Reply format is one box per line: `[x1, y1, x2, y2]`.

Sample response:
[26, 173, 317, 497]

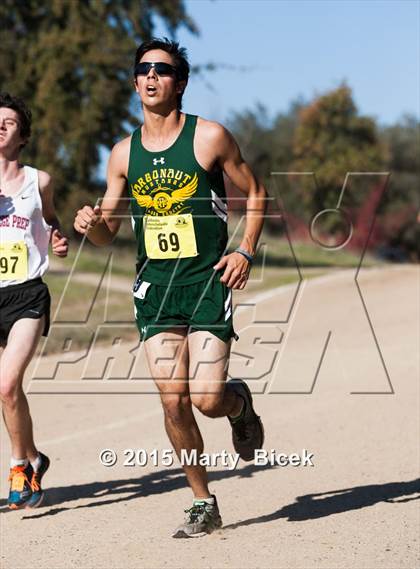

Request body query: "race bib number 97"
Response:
[144, 214, 198, 260]
[0, 241, 28, 280]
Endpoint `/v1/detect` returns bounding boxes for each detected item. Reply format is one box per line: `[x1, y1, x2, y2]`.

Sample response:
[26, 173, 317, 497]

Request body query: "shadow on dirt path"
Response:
[0, 463, 273, 518]
[223, 478, 420, 530]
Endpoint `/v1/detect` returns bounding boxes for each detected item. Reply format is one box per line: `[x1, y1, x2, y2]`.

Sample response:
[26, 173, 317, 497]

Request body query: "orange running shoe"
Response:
[8, 464, 33, 509]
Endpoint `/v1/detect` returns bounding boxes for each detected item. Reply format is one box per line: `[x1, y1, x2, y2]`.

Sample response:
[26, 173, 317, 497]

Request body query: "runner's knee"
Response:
[191, 394, 224, 418]
[0, 376, 22, 407]
[161, 394, 192, 425]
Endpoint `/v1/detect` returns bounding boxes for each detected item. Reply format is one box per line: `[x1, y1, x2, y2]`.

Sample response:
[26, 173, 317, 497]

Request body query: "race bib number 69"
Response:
[0, 241, 28, 280]
[144, 214, 198, 260]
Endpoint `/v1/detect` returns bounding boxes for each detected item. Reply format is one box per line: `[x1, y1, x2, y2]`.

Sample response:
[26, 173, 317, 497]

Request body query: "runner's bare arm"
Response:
[74, 138, 130, 246]
[207, 123, 268, 289]
[38, 170, 69, 257]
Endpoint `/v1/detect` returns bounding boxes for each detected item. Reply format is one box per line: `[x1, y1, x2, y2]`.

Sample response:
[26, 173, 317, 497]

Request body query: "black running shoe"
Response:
[227, 378, 264, 461]
[172, 495, 222, 538]
[26, 452, 50, 508]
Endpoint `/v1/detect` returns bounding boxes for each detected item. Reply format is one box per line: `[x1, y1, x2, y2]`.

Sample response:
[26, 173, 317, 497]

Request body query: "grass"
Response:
[56, 240, 138, 277]
[226, 216, 379, 269]
[42, 273, 138, 355]
[245, 266, 324, 294]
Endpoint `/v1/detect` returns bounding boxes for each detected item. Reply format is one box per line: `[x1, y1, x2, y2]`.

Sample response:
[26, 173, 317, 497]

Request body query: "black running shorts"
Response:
[0, 277, 51, 342]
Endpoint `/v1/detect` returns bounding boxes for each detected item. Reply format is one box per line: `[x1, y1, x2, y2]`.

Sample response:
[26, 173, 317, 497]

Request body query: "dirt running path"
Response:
[1, 266, 419, 569]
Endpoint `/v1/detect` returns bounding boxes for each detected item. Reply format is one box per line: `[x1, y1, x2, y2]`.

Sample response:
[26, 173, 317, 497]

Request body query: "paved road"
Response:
[1, 265, 419, 569]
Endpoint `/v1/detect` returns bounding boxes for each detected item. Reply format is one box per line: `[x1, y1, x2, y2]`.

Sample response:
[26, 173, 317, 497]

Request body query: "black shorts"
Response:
[0, 277, 51, 342]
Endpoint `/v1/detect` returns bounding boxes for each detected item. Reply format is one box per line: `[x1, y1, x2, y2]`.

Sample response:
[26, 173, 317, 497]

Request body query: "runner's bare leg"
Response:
[188, 331, 242, 417]
[145, 329, 212, 498]
[0, 317, 44, 462]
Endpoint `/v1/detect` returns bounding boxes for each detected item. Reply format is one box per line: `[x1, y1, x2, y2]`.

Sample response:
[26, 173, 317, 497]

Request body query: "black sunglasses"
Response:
[134, 62, 177, 77]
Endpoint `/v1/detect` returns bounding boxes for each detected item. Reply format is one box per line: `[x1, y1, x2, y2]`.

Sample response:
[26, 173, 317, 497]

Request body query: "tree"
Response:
[292, 84, 383, 212]
[229, 101, 304, 182]
[228, 88, 418, 258]
[0, 0, 197, 225]
[228, 100, 304, 220]
[381, 114, 419, 209]
[378, 115, 419, 260]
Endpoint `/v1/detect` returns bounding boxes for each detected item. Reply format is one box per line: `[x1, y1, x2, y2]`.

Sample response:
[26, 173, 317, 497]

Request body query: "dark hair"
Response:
[0, 92, 32, 145]
[134, 38, 190, 109]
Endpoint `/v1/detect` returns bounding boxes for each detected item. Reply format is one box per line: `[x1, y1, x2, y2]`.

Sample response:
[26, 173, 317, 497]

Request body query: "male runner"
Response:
[0, 93, 68, 509]
[74, 38, 267, 537]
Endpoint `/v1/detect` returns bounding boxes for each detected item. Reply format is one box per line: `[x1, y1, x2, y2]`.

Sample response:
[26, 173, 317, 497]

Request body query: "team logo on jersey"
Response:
[132, 172, 198, 215]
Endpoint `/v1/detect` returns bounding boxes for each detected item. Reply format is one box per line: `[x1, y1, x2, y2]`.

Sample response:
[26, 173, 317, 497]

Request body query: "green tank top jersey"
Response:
[127, 114, 228, 286]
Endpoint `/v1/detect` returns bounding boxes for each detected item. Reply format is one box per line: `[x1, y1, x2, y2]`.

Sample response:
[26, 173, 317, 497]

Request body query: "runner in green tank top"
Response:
[74, 38, 268, 538]
[128, 113, 228, 286]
